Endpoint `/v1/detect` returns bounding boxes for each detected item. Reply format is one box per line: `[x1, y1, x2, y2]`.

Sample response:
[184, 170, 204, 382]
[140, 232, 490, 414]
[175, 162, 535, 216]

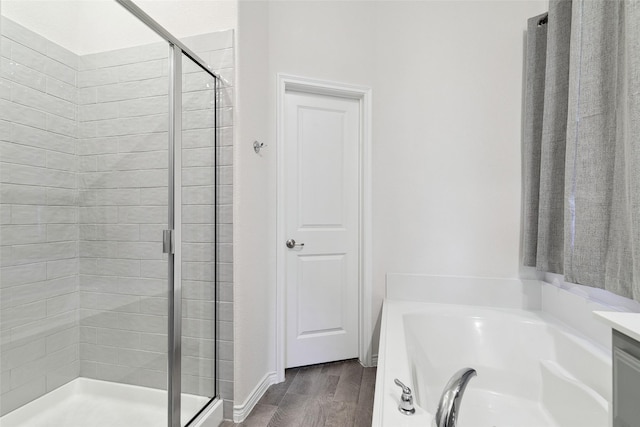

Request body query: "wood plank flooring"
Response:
[221, 359, 376, 427]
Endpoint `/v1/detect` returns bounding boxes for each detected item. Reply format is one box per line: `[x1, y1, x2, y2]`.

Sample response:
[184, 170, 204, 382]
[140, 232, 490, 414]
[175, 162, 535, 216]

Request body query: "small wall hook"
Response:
[253, 140, 266, 154]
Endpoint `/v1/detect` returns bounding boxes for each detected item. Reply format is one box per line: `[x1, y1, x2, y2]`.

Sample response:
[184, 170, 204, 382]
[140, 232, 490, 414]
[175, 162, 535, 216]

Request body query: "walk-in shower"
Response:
[0, 1, 230, 425]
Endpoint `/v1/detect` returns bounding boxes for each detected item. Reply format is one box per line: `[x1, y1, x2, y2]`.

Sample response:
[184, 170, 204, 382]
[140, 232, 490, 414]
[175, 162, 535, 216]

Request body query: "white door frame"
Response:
[276, 74, 373, 381]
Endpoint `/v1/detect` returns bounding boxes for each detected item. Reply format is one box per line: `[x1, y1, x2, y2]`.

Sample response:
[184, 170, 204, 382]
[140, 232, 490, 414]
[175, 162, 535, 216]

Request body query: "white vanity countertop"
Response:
[594, 311, 640, 343]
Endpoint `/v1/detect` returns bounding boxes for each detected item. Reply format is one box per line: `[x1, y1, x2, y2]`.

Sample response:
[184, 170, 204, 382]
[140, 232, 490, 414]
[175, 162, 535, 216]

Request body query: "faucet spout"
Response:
[435, 368, 477, 427]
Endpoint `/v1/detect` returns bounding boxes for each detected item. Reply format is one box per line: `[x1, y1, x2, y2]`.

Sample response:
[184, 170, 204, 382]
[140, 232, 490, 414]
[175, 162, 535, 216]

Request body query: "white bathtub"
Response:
[373, 278, 612, 427]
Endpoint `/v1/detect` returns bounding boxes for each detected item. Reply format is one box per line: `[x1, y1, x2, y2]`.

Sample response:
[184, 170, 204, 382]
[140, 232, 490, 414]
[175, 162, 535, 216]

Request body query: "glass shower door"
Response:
[179, 53, 218, 426]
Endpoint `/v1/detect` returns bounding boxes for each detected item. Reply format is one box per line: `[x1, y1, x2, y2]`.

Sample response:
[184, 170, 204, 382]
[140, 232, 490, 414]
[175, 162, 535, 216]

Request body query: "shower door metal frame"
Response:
[113, 1, 222, 426]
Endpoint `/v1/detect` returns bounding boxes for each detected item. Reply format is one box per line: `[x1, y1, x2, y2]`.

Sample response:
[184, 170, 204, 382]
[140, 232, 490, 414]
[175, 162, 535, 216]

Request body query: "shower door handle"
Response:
[286, 239, 304, 249]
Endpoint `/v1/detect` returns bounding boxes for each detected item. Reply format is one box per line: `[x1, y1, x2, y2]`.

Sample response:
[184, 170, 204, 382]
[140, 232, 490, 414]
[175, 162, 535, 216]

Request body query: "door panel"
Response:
[285, 91, 359, 368]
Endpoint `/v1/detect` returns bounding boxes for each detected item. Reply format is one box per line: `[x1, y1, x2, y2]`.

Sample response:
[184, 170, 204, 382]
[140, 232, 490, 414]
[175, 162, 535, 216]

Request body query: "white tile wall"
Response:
[1, 17, 234, 419]
[0, 19, 79, 416]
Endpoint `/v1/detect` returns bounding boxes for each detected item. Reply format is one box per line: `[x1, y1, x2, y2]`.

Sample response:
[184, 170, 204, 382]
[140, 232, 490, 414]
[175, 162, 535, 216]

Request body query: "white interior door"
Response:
[284, 90, 360, 368]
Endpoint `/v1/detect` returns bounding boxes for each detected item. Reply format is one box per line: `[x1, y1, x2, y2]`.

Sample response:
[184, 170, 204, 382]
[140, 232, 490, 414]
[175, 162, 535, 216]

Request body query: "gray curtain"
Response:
[522, 13, 547, 267]
[564, 0, 640, 300]
[536, 0, 572, 274]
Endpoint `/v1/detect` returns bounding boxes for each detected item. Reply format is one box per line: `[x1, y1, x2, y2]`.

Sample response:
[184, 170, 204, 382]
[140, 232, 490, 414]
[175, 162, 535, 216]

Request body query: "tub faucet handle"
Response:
[394, 379, 415, 415]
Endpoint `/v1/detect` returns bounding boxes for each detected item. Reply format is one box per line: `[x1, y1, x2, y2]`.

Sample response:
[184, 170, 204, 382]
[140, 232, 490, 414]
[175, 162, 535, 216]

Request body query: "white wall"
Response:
[234, 0, 272, 409]
[234, 0, 548, 409]
[2, 0, 236, 54]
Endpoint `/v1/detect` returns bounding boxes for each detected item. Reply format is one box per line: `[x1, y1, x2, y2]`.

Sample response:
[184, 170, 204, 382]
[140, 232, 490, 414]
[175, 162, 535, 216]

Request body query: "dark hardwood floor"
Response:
[221, 359, 376, 427]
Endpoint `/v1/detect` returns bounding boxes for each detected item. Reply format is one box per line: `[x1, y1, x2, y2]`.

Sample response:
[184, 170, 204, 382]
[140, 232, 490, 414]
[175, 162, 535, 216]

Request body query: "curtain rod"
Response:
[538, 13, 548, 26]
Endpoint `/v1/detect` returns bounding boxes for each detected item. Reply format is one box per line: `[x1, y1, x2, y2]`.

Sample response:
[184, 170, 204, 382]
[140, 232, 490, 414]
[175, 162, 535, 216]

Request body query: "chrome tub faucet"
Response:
[435, 368, 477, 427]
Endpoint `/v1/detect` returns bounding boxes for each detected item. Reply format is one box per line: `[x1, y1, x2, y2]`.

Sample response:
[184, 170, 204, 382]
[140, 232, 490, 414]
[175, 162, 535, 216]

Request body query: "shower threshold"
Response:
[0, 377, 216, 427]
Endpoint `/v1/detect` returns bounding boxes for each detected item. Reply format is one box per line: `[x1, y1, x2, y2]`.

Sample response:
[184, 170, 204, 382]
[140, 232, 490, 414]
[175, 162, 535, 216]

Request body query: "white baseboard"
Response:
[233, 371, 278, 423]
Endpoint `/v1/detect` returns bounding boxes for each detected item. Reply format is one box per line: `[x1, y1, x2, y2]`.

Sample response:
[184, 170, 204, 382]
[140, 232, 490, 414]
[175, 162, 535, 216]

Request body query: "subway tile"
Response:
[46, 359, 79, 392]
[46, 327, 79, 354]
[139, 187, 167, 206]
[137, 368, 166, 390]
[0, 98, 46, 129]
[79, 156, 97, 172]
[79, 224, 139, 241]
[11, 42, 47, 73]
[182, 263, 215, 282]
[1, 370, 10, 395]
[11, 82, 76, 120]
[79, 42, 167, 71]
[1, 37, 11, 58]
[138, 224, 164, 242]
[118, 206, 166, 224]
[97, 328, 139, 348]
[182, 224, 216, 243]
[46, 292, 78, 316]
[5, 276, 77, 308]
[79, 327, 97, 344]
[0, 263, 47, 288]
[117, 59, 163, 82]
[116, 242, 162, 260]
[1, 163, 76, 189]
[45, 42, 78, 70]
[0, 78, 11, 100]
[80, 343, 118, 364]
[0, 224, 47, 246]
[182, 110, 214, 130]
[94, 258, 140, 277]
[182, 336, 215, 359]
[182, 128, 215, 149]
[78, 87, 96, 104]
[182, 31, 233, 55]
[0, 141, 46, 167]
[46, 151, 77, 171]
[79, 189, 140, 206]
[10, 205, 77, 225]
[140, 260, 167, 279]
[138, 333, 165, 352]
[79, 102, 119, 122]
[139, 297, 166, 316]
[46, 77, 76, 103]
[97, 151, 167, 171]
[46, 188, 79, 206]
[183, 318, 215, 340]
[0, 338, 46, 371]
[77, 67, 119, 88]
[0, 377, 46, 416]
[118, 95, 167, 118]
[10, 310, 77, 348]
[182, 281, 216, 301]
[80, 292, 140, 313]
[183, 299, 214, 320]
[79, 309, 119, 329]
[118, 348, 167, 371]
[46, 258, 79, 279]
[1, 241, 78, 267]
[47, 114, 77, 138]
[0, 57, 46, 92]
[0, 206, 11, 225]
[78, 240, 118, 258]
[183, 205, 219, 224]
[44, 58, 76, 86]
[47, 224, 79, 242]
[182, 355, 214, 377]
[183, 148, 214, 167]
[118, 133, 167, 153]
[94, 114, 168, 138]
[1, 18, 48, 54]
[80, 360, 97, 377]
[77, 137, 118, 155]
[182, 90, 215, 111]
[79, 207, 119, 224]
[117, 312, 165, 334]
[92, 363, 138, 385]
[182, 243, 215, 263]
[96, 77, 167, 103]
[11, 123, 76, 154]
[219, 283, 233, 303]
[0, 300, 46, 331]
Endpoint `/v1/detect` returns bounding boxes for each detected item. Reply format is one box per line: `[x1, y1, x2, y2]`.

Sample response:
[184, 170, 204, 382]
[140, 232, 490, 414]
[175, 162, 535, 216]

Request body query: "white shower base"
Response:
[0, 378, 221, 427]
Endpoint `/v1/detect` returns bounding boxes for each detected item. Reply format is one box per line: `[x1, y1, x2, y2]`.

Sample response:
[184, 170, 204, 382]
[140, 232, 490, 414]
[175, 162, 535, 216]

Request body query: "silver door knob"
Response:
[286, 239, 304, 249]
